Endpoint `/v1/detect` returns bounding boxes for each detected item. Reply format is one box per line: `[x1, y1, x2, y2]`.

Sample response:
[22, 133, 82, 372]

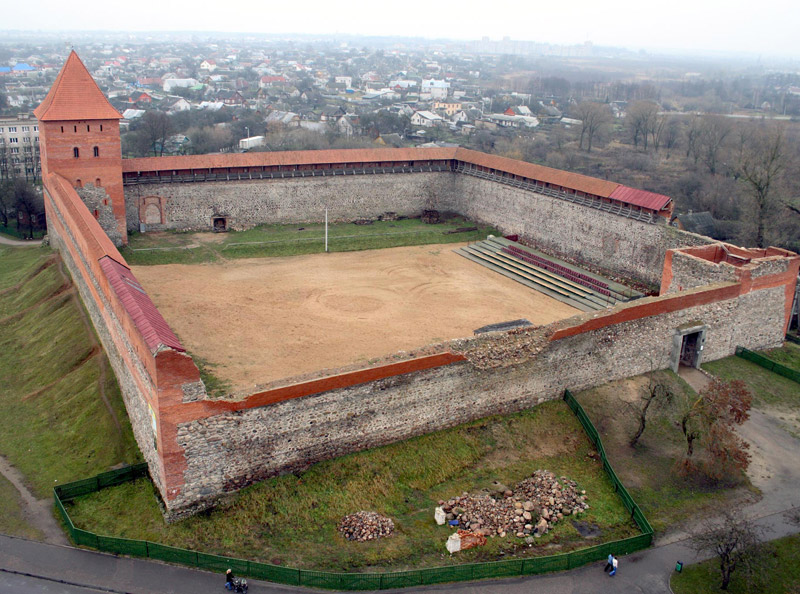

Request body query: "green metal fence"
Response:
[53, 391, 653, 589]
[735, 346, 800, 384]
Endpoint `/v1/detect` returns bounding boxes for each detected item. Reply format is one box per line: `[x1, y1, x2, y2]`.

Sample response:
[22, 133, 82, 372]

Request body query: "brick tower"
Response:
[34, 51, 127, 244]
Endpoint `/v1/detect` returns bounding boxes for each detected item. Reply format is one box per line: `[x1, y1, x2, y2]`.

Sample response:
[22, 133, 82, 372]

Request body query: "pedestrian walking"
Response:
[609, 556, 618, 576]
[603, 553, 614, 573]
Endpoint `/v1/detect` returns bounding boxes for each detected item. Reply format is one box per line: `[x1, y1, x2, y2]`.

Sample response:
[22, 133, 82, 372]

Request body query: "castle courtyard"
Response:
[133, 243, 579, 392]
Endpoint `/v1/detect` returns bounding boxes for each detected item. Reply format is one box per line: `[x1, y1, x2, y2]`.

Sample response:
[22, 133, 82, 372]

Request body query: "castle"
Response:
[36, 52, 800, 519]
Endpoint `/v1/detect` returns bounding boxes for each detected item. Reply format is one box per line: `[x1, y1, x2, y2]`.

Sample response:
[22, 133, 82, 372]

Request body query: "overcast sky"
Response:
[5, 0, 798, 58]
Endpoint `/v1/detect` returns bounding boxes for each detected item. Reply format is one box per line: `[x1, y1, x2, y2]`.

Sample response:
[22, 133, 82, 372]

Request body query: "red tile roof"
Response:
[99, 257, 184, 353]
[122, 147, 458, 173]
[609, 186, 672, 211]
[122, 147, 671, 212]
[34, 51, 122, 122]
[453, 148, 621, 198]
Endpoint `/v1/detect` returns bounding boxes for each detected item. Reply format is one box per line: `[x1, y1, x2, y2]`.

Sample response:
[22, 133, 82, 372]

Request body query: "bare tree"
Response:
[139, 111, 173, 157]
[626, 101, 659, 151]
[13, 179, 43, 239]
[662, 117, 681, 159]
[679, 378, 751, 478]
[574, 102, 612, 152]
[738, 125, 785, 247]
[698, 115, 732, 175]
[629, 372, 674, 447]
[691, 511, 769, 590]
[0, 179, 14, 227]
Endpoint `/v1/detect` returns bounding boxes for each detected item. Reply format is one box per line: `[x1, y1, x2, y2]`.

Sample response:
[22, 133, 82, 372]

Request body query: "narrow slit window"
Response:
[73, 147, 80, 158]
[93, 146, 99, 157]
[87, 125, 90, 132]
[60, 126, 64, 133]
[100, 125, 103, 132]
[73, 125, 77, 132]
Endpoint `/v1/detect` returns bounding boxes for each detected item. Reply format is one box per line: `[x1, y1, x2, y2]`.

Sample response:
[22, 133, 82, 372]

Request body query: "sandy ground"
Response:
[133, 244, 578, 392]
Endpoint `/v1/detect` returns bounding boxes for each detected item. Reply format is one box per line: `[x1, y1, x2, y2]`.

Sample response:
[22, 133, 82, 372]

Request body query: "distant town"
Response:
[2, 32, 800, 250]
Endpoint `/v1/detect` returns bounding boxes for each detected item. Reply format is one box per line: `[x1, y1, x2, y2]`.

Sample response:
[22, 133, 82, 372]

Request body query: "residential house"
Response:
[433, 100, 462, 116]
[410, 110, 444, 127]
[420, 79, 449, 100]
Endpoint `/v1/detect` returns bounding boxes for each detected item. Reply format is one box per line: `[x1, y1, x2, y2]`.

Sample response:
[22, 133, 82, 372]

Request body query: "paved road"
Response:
[2, 505, 798, 594]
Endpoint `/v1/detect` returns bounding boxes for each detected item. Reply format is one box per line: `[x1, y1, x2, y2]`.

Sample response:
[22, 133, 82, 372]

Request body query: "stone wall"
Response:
[167, 280, 787, 516]
[662, 250, 740, 294]
[43, 182, 166, 496]
[123, 172, 456, 232]
[447, 175, 713, 287]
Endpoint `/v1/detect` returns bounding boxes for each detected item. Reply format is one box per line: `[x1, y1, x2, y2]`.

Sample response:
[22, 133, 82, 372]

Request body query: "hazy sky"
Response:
[5, 0, 798, 58]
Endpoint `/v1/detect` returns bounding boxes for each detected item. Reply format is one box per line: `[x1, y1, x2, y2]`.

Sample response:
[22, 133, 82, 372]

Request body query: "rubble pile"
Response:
[338, 511, 395, 542]
[438, 470, 589, 539]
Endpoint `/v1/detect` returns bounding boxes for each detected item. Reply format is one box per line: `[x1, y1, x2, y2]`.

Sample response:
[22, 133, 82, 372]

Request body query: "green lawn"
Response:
[671, 534, 800, 593]
[0, 245, 141, 503]
[703, 350, 800, 410]
[66, 399, 640, 572]
[575, 371, 754, 535]
[120, 217, 499, 265]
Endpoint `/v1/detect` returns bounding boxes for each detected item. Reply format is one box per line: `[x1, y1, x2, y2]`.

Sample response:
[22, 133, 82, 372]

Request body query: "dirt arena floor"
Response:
[133, 244, 579, 392]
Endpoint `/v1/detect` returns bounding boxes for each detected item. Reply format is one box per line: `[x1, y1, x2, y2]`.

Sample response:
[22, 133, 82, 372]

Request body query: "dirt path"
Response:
[0, 456, 68, 545]
[0, 234, 41, 247]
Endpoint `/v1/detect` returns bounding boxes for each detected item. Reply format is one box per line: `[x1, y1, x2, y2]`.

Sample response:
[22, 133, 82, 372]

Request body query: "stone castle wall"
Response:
[124, 171, 712, 287]
[123, 172, 456, 232]
[167, 281, 787, 516]
[42, 181, 167, 496]
[446, 175, 713, 287]
[47, 161, 796, 519]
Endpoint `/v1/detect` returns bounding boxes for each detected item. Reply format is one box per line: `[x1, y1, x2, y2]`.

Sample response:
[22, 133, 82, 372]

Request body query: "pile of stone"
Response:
[338, 511, 395, 542]
[437, 470, 589, 539]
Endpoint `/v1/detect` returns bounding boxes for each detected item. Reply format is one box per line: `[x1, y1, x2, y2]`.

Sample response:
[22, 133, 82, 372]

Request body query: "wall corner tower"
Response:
[34, 51, 127, 245]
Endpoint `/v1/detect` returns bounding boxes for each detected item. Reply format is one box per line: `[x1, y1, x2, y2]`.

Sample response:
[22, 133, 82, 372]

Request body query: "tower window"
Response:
[76, 179, 82, 188]
[100, 125, 103, 132]
[87, 125, 90, 132]
[97, 179, 102, 188]
[73, 125, 77, 133]
[61, 126, 64, 133]
[73, 147, 80, 158]
[93, 146, 99, 157]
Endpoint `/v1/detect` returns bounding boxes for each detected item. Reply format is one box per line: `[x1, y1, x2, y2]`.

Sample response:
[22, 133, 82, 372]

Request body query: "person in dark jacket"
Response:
[225, 569, 235, 590]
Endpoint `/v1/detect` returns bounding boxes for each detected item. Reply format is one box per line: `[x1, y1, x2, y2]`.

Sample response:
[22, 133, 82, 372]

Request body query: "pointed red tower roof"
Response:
[34, 51, 121, 121]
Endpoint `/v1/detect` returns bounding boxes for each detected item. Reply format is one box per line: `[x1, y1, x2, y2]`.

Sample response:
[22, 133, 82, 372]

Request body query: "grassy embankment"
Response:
[670, 533, 800, 594]
[0, 245, 141, 537]
[120, 216, 499, 265]
[67, 399, 640, 572]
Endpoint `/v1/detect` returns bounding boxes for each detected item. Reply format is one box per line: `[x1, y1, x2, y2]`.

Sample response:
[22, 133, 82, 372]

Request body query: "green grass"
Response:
[66, 399, 639, 572]
[120, 217, 499, 265]
[703, 353, 800, 410]
[0, 472, 44, 540]
[575, 371, 754, 534]
[0, 245, 142, 501]
[762, 342, 800, 371]
[671, 534, 800, 593]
